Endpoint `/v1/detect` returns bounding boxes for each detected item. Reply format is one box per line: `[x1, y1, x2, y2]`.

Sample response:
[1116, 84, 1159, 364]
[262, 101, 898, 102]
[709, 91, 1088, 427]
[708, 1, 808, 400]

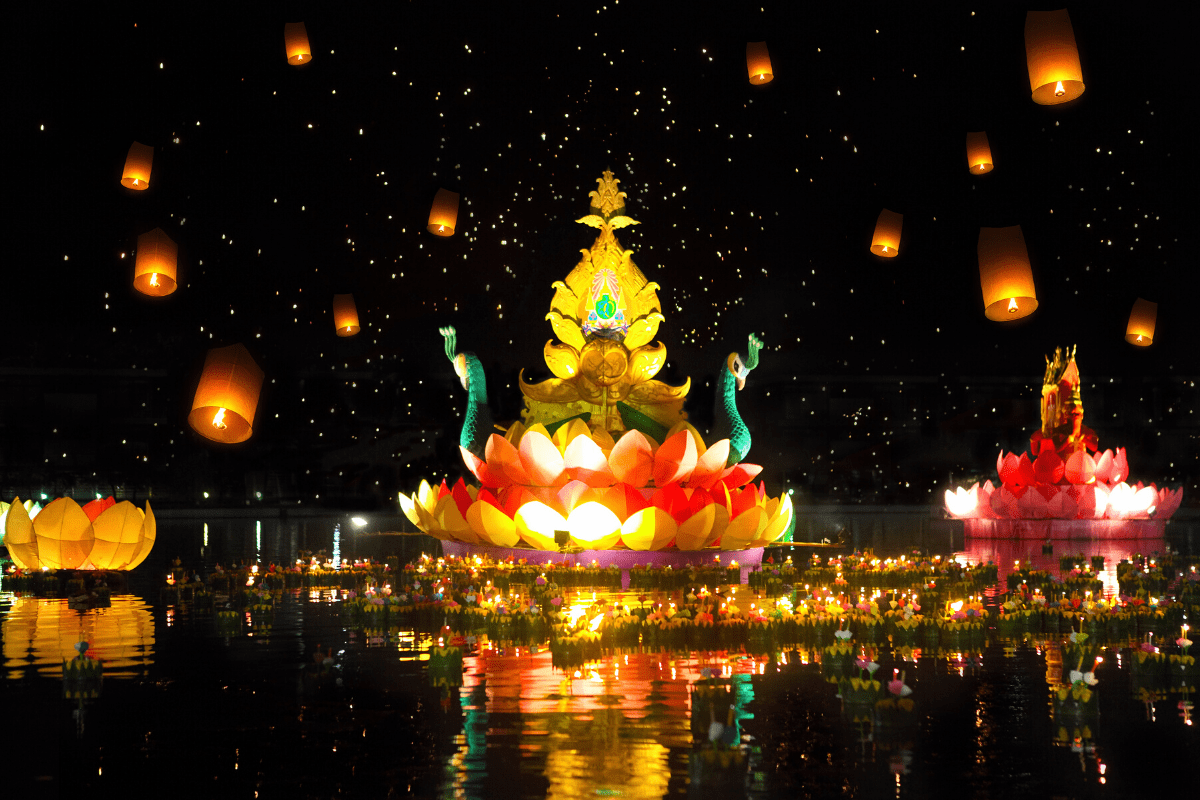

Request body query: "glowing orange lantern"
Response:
[284, 22, 312, 65]
[1025, 9, 1085, 105]
[870, 209, 903, 257]
[746, 42, 773, 85]
[188, 344, 264, 444]
[332, 294, 360, 337]
[428, 189, 459, 236]
[133, 228, 178, 297]
[121, 141, 154, 190]
[1125, 298, 1157, 346]
[966, 131, 994, 174]
[978, 226, 1038, 321]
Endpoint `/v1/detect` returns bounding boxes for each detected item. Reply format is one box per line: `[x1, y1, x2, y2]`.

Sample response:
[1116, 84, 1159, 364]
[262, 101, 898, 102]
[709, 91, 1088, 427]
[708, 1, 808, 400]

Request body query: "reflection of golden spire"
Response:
[520, 171, 687, 434]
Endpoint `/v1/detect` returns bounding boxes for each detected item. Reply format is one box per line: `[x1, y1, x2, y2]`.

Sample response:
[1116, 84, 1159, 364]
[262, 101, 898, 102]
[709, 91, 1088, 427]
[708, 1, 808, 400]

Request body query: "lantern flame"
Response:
[149, 273, 158, 287]
[212, 408, 228, 429]
[1136, 334, 1142, 343]
[1054, 80, 1065, 96]
[1007, 297, 1018, 313]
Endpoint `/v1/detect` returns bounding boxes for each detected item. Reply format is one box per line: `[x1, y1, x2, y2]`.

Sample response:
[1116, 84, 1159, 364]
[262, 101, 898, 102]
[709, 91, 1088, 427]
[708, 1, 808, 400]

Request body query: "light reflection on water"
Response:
[2, 595, 154, 679]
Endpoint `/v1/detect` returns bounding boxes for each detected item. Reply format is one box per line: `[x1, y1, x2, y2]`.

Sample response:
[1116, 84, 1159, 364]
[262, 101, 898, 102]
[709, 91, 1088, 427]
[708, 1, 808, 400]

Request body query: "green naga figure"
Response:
[440, 326, 494, 460]
[619, 333, 763, 467]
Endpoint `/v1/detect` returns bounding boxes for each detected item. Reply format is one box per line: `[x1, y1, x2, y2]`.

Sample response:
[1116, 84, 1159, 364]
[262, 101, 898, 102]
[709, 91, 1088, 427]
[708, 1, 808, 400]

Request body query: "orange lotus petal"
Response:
[608, 430, 655, 487]
[514, 502, 565, 550]
[467, 500, 521, 547]
[664, 420, 708, 457]
[717, 463, 763, 491]
[81, 496, 116, 522]
[461, 445, 509, 488]
[650, 483, 691, 523]
[652, 428, 698, 487]
[33, 498, 95, 570]
[676, 503, 715, 550]
[487, 433, 531, 486]
[567, 502, 622, 549]
[688, 439, 730, 489]
[3, 497, 40, 570]
[620, 507, 678, 551]
[519, 429, 568, 487]
[720, 506, 766, 550]
[563, 434, 616, 486]
[88, 501, 145, 570]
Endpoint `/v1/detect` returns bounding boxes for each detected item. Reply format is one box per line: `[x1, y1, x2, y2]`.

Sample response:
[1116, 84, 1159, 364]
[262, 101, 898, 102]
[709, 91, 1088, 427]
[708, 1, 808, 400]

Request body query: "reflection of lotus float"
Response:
[401, 172, 792, 558]
[2, 596, 155, 679]
[945, 346, 1182, 538]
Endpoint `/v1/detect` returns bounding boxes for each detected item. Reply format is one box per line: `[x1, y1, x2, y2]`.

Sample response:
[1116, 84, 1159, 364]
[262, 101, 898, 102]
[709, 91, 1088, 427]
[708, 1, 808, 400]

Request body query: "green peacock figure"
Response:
[439, 326, 494, 460]
[710, 333, 763, 466]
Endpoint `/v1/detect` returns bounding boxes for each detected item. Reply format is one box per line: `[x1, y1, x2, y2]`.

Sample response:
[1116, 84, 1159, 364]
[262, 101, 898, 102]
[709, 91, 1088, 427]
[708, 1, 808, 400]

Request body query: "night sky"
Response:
[5, 4, 1195, 508]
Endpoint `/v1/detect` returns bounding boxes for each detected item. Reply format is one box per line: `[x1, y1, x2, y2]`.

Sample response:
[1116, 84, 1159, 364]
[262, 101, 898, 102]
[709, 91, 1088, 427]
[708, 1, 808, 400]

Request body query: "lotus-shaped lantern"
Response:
[3, 496, 157, 570]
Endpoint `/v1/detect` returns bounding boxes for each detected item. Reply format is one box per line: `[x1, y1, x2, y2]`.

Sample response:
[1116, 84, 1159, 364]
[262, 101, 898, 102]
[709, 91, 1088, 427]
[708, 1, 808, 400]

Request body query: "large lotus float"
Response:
[3, 496, 157, 571]
[945, 346, 1182, 538]
[400, 171, 793, 564]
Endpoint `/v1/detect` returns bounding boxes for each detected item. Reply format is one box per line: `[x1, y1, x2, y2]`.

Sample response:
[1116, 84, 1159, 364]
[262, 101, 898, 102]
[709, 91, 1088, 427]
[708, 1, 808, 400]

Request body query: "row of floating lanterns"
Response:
[748, 9, 1086, 106]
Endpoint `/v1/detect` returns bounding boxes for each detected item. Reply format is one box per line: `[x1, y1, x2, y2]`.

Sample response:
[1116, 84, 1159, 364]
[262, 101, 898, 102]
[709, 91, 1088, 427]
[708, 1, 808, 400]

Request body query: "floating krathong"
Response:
[945, 346, 1182, 521]
[400, 171, 792, 551]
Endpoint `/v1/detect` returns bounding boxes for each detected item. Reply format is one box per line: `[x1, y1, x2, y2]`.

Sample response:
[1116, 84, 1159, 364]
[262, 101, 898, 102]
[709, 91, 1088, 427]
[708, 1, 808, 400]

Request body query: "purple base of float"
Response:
[962, 518, 1165, 540]
[439, 540, 764, 588]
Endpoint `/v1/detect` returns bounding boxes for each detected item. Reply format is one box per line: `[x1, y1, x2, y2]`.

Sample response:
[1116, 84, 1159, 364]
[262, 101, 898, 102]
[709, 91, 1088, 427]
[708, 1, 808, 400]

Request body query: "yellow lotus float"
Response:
[400, 171, 793, 553]
[3, 496, 157, 571]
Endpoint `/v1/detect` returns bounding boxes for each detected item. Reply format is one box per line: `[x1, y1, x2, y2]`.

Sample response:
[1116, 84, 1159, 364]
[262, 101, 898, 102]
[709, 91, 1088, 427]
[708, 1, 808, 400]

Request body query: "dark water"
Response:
[2, 516, 1196, 798]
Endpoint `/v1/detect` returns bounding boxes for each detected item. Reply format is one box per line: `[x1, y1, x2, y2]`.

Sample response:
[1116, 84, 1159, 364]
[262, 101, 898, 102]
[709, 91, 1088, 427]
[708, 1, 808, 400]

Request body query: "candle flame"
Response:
[149, 273, 158, 287]
[1054, 80, 1065, 97]
[1007, 297, 1018, 313]
[212, 407, 228, 429]
[1136, 334, 1143, 342]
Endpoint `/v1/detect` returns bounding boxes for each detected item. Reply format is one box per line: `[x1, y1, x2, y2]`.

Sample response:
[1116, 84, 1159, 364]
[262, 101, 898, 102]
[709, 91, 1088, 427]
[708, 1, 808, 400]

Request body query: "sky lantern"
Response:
[133, 228, 178, 297]
[1125, 298, 1157, 345]
[746, 42, 773, 85]
[869, 208, 903, 257]
[332, 293, 360, 336]
[284, 22, 312, 64]
[1024, 9, 1085, 105]
[188, 344, 264, 444]
[978, 225, 1038, 321]
[427, 189, 460, 236]
[120, 141, 154, 190]
[966, 131, 994, 174]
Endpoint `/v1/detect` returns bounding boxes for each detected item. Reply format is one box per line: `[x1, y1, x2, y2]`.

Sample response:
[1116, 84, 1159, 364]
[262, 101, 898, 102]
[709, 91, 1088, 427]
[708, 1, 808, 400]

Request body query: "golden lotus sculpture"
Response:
[4, 496, 157, 571]
[401, 171, 792, 551]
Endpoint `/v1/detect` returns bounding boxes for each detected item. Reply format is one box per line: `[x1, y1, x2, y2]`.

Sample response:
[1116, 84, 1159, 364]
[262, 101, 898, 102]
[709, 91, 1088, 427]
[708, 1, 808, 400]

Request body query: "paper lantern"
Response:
[120, 141, 154, 190]
[978, 226, 1038, 321]
[427, 189, 459, 236]
[746, 42, 773, 85]
[284, 22, 312, 65]
[188, 344, 264, 444]
[1125, 298, 1157, 346]
[966, 131, 994, 174]
[133, 228, 178, 297]
[869, 209, 903, 257]
[332, 294, 360, 336]
[1025, 9, 1085, 105]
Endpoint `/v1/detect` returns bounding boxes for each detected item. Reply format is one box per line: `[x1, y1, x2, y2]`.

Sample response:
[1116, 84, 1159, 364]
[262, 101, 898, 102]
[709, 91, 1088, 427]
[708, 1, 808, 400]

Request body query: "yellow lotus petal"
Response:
[126, 501, 157, 570]
[435, 496, 480, 545]
[416, 479, 438, 510]
[3, 497, 39, 570]
[676, 503, 715, 550]
[519, 429, 568, 486]
[514, 502, 566, 550]
[589, 425, 616, 453]
[544, 340, 582, 381]
[563, 433, 616, 486]
[705, 503, 730, 547]
[621, 507, 677, 551]
[566, 501, 622, 549]
[552, 416, 592, 453]
[504, 420, 527, 446]
[609, 429, 655, 487]
[720, 506, 766, 550]
[467, 500, 521, 547]
[89, 501, 146, 570]
[623, 312, 664, 349]
[33, 498, 95, 570]
[546, 311, 586, 350]
[399, 492, 423, 528]
[627, 340, 667, 384]
[752, 494, 793, 547]
[665, 420, 707, 457]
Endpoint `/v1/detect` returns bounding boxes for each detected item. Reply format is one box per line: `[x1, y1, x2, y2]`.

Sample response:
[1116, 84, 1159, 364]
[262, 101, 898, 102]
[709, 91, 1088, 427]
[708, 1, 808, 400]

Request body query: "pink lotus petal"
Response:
[556, 480, 593, 514]
[1033, 449, 1065, 485]
[608, 430, 655, 488]
[1093, 449, 1114, 484]
[563, 434, 615, 487]
[519, 430, 568, 487]
[1065, 484, 1096, 519]
[689, 439, 731, 489]
[652, 429, 698, 487]
[460, 445, 508, 489]
[487, 434, 531, 486]
[1112, 448, 1129, 484]
[1063, 450, 1096, 486]
[1017, 485, 1052, 518]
